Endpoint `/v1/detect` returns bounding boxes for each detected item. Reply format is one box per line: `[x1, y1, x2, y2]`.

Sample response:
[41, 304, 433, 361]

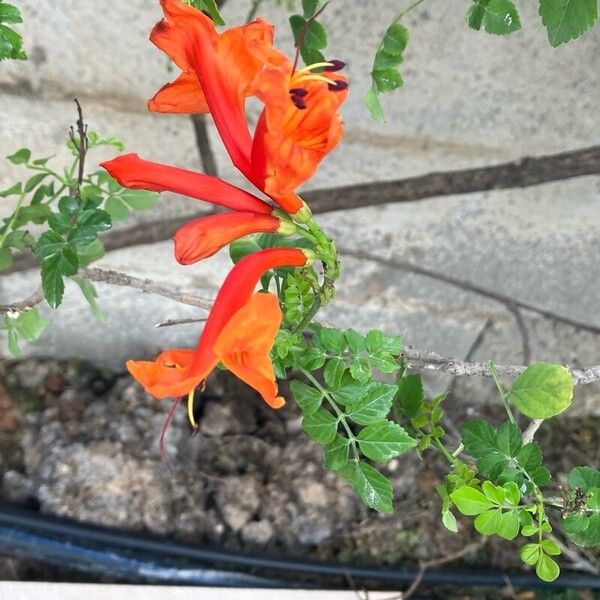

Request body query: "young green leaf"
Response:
[6, 147, 30, 164]
[510, 362, 573, 419]
[395, 373, 424, 418]
[105, 196, 130, 221]
[520, 543, 541, 565]
[349, 356, 371, 383]
[536, 552, 560, 582]
[450, 486, 494, 515]
[14, 307, 50, 341]
[186, 0, 225, 25]
[119, 189, 159, 211]
[323, 357, 346, 388]
[357, 420, 416, 461]
[41, 247, 79, 308]
[73, 277, 107, 323]
[365, 330, 403, 355]
[317, 327, 347, 354]
[539, 0, 598, 46]
[467, 0, 522, 35]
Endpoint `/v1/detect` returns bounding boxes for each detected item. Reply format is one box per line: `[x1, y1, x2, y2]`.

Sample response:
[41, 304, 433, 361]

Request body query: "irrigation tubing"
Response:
[0, 504, 599, 590]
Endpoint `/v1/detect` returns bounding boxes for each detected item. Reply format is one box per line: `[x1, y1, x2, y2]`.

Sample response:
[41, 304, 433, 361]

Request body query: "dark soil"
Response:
[0, 358, 598, 598]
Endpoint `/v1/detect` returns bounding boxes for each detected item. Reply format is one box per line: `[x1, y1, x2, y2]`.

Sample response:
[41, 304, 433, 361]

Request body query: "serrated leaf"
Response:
[0, 3, 23, 24]
[323, 357, 346, 389]
[77, 239, 105, 266]
[346, 383, 397, 426]
[510, 362, 573, 418]
[58, 195, 80, 218]
[41, 247, 79, 308]
[48, 212, 73, 235]
[76, 209, 112, 233]
[73, 277, 106, 323]
[290, 379, 322, 415]
[539, 0, 598, 46]
[15, 307, 49, 341]
[368, 351, 398, 373]
[324, 435, 350, 470]
[318, 327, 347, 354]
[395, 373, 424, 418]
[12, 204, 51, 228]
[353, 461, 393, 513]
[302, 407, 338, 444]
[357, 420, 416, 461]
[467, 0, 522, 35]
[568, 466, 600, 491]
[345, 328, 366, 353]
[349, 356, 371, 383]
[35, 231, 65, 260]
[516, 443, 551, 487]
[297, 346, 326, 371]
[450, 486, 494, 515]
[365, 330, 403, 355]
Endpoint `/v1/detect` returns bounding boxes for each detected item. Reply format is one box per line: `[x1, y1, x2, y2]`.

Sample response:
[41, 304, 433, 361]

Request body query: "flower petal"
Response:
[214, 292, 285, 408]
[148, 72, 208, 114]
[101, 153, 272, 214]
[173, 211, 280, 264]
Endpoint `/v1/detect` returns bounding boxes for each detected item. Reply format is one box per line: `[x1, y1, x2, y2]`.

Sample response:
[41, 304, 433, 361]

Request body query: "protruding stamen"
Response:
[328, 80, 348, 92]
[290, 87, 308, 97]
[324, 59, 345, 72]
[187, 388, 198, 429]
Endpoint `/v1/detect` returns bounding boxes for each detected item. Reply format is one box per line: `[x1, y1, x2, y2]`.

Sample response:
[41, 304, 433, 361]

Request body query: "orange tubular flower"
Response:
[147, 0, 348, 217]
[101, 153, 272, 214]
[127, 247, 310, 410]
[173, 211, 285, 264]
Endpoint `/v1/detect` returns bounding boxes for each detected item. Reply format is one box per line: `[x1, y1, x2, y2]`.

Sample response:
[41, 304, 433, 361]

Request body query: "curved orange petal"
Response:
[101, 153, 272, 214]
[214, 293, 284, 408]
[173, 211, 280, 265]
[148, 72, 208, 114]
[126, 349, 211, 398]
[251, 68, 347, 203]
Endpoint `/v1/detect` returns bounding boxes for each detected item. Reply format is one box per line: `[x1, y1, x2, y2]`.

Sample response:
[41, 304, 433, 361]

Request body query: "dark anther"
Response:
[291, 95, 307, 109]
[289, 87, 308, 97]
[327, 80, 348, 92]
[324, 59, 345, 72]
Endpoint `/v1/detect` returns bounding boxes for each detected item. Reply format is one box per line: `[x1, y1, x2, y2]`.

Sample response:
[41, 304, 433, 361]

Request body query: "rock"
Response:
[1, 470, 34, 503]
[240, 520, 274, 546]
[216, 475, 262, 532]
[297, 481, 328, 507]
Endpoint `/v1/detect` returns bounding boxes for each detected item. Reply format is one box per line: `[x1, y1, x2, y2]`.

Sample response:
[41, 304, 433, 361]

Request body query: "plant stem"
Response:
[432, 437, 457, 466]
[300, 368, 359, 459]
[395, 0, 427, 22]
[488, 360, 516, 423]
[0, 191, 26, 248]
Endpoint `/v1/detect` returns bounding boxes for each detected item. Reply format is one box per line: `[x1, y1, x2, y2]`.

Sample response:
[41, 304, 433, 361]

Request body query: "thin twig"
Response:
[522, 419, 544, 444]
[69, 99, 88, 191]
[155, 317, 207, 328]
[0, 287, 43, 314]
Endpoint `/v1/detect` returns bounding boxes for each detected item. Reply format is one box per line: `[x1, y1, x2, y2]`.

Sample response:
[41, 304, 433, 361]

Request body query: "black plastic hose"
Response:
[0, 503, 598, 590]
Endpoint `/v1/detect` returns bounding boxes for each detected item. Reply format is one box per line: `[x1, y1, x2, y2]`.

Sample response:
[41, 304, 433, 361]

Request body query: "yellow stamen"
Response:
[292, 73, 334, 86]
[295, 61, 333, 74]
[187, 388, 198, 429]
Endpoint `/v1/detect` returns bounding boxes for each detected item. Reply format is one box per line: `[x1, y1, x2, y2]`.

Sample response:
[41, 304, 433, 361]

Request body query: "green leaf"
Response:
[353, 461, 393, 513]
[365, 330, 403, 355]
[76, 209, 112, 233]
[520, 543, 541, 565]
[516, 442, 551, 487]
[323, 357, 346, 389]
[536, 552, 560, 582]
[368, 351, 398, 373]
[24, 172, 48, 193]
[186, 0, 224, 25]
[3, 229, 33, 251]
[0, 22, 26, 61]
[15, 307, 49, 341]
[35, 231, 65, 260]
[6, 327, 20, 356]
[450, 486, 494, 515]
[365, 85, 384, 122]
[323, 435, 350, 470]
[372, 68, 403, 92]
[395, 373, 424, 418]
[77, 239, 105, 266]
[105, 196, 130, 221]
[68, 225, 98, 247]
[345, 329, 366, 354]
[357, 420, 416, 461]
[563, 515, 589, 535]
[540, 538, 561, 556]
[290, 379, 323, 415]
[58, 196, 80, 218]
[6, 147, 30, 164]
[346, 383, 397, 425]
[0, 182, 22, 197]
[349, 356, 371, 383]
[331, 382, 368, 405]
[0, 246, 12, 271]
[482, 480, 505, 505]
[48, 212, 73, 235]
[539, 0, 598, 46]
[73, 277, 106, 323]
[11, 204, 51, 228]
[41, 246, 79, 308]
[474, 507, 503, 535]
[302, 407, 338, 444]
[302, 0, 322, 18]
[467, 0, 522, 35]
[296, 346, 326, 371]
[289, 15, 327, 49]
[318, 327, 347, 354]
[119, 189, 159, 211]
[0, 3, 23, 24]
[510, 362, 573, 418]
[442, 510, 458, 533]
[568, 466, 600, 491]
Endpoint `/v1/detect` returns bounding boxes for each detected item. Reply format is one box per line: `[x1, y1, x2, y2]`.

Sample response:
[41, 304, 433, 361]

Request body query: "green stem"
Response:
[395, 0, 427, 21]
[0, 191, 26, 248]
[301, 368, 359, 460]
[432, 437, 458, 467]
[487, 361, 516, 423]
[28, 165, 70, 187]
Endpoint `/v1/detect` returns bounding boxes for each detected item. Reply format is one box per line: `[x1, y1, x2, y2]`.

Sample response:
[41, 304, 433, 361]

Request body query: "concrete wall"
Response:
[1, 1, 599, 410]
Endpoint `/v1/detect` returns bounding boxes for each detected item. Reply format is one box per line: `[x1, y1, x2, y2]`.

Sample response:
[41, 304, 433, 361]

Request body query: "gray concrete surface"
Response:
[1, 1, 599, 411]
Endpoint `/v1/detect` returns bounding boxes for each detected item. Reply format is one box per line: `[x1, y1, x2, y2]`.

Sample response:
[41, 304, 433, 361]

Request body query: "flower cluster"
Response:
[101, 0, 348, 430]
